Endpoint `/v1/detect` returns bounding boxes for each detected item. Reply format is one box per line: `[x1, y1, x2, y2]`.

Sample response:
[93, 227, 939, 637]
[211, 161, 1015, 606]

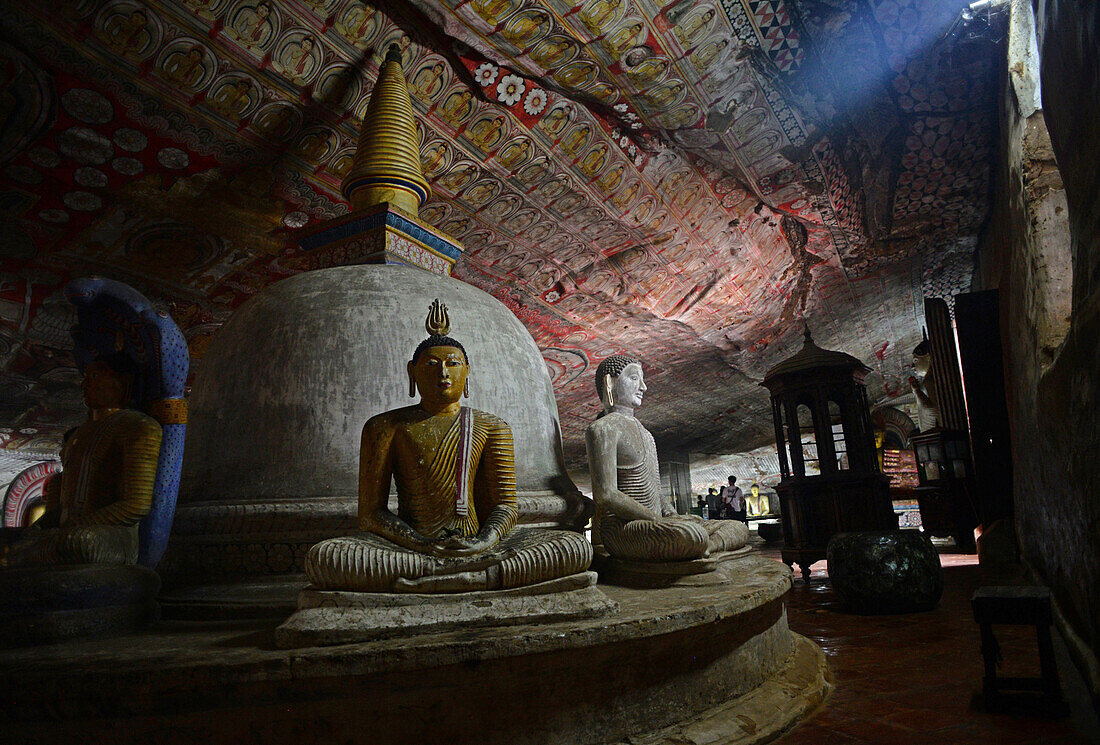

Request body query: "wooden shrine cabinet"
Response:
[762, 329, 895, 581]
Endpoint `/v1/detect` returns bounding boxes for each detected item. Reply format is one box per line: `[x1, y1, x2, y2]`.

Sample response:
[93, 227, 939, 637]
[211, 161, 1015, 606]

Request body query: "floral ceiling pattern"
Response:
[0, 0, 996, 469]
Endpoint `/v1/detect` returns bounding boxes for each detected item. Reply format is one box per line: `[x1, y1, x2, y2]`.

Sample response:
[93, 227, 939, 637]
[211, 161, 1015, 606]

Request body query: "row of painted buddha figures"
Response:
[2, 300, 747, 593]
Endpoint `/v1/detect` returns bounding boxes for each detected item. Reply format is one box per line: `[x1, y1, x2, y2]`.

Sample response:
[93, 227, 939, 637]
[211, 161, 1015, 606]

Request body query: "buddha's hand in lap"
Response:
[663, 512, 708, 523]
[426, 533, 495, 558]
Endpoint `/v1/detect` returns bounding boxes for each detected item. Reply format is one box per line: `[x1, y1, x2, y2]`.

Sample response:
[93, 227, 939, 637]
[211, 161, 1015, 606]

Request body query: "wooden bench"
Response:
[971, 585, 1069, 716]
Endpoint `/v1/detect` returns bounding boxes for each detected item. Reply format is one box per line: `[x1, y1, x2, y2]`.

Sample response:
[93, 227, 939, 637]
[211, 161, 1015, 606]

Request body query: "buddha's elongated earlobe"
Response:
[464, 380, 470, 398]
[408, 373, 417, 398]
[604, 374, 614, 408]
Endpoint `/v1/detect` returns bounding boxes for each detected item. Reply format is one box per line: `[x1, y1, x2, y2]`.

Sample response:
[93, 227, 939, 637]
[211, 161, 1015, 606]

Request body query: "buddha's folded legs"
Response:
[0, 532, 58, 567]
[495, 528, 592, 588]
[702, 519, 750, 553]
[57, 525, 140, 564]
[600, 516, 710, 562]
[0, 525, 138, 567]
[305, 528, 592, 593]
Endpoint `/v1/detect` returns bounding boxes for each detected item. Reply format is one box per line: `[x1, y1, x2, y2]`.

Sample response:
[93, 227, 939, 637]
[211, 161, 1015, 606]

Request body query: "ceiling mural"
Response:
[0, 0, 996, 470]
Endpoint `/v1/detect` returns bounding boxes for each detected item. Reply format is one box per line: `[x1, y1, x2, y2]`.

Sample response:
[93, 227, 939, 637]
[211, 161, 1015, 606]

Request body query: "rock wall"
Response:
[974, 0, 1099, 699]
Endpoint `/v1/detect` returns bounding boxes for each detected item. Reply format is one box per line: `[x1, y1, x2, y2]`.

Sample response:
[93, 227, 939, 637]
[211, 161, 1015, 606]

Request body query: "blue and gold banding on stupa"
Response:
[341, 174, 430, 214]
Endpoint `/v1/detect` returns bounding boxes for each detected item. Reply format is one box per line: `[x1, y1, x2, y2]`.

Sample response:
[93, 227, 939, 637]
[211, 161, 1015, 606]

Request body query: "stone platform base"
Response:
[159, 574, 307, 620]
[0, 564, 160, 647]
[2, 557, 826, 745]
[618, 634, 832, 745]
[595, 546, 753, 588]
[275, 572, 616, 648]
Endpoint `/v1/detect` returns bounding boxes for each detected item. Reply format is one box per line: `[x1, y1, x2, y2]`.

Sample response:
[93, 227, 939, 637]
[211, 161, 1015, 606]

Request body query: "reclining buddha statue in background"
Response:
[585, 355, 748, 569]
[304, 300, 592, 593]
[1, 354, 162, 567]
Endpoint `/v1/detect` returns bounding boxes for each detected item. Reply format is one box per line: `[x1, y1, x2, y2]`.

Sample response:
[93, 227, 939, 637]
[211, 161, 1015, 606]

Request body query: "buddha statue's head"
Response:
[81, 354, 138, 412]
[595, 354, 645, 412]
[750, 482, 760, 499]
[912, 336, 931, 379]
[408, 300, 469, 408]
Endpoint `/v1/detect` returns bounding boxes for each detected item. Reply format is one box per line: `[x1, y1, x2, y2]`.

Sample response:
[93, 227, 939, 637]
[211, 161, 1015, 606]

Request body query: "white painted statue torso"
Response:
[605, 412, 663, 514]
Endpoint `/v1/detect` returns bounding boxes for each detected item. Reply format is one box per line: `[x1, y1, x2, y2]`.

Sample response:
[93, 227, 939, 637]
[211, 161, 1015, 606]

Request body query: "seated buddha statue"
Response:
[304, 300, 591, 593]
[585, 355, 747, 563]
[1, 355, 162, 567]
[746, 482, 770, 517]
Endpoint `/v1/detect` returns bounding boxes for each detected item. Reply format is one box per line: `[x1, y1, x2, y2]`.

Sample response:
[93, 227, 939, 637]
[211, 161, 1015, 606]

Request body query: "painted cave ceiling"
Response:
[0, 0, 998, 470]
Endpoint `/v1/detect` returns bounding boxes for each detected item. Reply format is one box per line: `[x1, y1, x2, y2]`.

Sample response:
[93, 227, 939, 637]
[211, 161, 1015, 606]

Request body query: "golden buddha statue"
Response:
[674, 8, 716, 46]
[586, 355, 747, 563]
[304, 301, 591, 593]
[603, 22, 643, 59]
[579, 0, 621, 35]
[1, 356, 162, 567]
[537, 104, 571, 138]
[560, 124, 591, 158]
[746, 482, 769, 517]
[626, 56, 669, 86]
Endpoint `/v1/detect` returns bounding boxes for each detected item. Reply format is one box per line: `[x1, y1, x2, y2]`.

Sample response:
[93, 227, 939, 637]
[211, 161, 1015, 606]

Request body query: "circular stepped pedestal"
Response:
[0, 564, 160, 647]
[2, 556, 830, 745]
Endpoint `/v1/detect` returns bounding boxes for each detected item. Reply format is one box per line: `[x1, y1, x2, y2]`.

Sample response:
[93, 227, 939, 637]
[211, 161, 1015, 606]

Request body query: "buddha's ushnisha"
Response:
[305, 300, 590, 592]
[585, 355, 748, 561]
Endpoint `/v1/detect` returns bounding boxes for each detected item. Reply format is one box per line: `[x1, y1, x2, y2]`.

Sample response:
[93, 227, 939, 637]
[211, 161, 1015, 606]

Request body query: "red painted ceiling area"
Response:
[0, 0, 997, 468]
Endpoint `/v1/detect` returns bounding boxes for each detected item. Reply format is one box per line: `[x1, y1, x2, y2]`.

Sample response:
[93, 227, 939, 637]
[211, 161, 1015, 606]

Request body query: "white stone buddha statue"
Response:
[909, 335, 940, 432]
[585, 355, 747, 563]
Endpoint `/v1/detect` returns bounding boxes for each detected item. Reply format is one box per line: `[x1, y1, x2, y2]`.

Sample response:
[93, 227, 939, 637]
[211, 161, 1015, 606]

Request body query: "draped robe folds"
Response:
[305, 407, 591, 593]
[1, 409, 162, 567]
[589, 412, 748, 563]
[391, 406, 514, 540]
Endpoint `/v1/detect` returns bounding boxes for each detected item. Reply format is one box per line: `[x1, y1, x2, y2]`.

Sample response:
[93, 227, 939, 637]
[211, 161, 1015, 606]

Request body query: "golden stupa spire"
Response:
[342, 44, 431, 216]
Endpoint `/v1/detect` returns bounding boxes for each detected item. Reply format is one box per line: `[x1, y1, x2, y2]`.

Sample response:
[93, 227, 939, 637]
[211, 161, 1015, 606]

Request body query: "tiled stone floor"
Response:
[750, 541, 1097, 744]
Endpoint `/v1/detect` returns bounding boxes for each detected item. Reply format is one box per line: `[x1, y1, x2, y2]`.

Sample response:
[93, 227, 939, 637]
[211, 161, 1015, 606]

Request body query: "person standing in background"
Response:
[705, 487, 720, 519]
[719, 476, 746, 523]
